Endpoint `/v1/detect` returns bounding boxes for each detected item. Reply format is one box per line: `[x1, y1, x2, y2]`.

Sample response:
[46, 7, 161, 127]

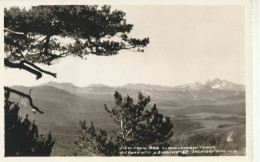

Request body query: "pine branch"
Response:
[4, 28, 25, 35]
[4, 58, 57, 79]
[21, 60, 57, 78]
[4, 86, 44, 114]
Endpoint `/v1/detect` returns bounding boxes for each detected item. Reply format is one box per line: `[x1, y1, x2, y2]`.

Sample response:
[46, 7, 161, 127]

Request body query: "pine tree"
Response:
[74, 91, 173, 156]
[4, 90, 55, 156]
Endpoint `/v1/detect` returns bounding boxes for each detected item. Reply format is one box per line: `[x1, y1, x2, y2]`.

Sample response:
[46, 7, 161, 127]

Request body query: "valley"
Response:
[7, 79, 246, 156]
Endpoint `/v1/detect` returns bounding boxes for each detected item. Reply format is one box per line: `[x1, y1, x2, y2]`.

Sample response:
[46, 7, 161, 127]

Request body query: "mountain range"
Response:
[45, 78, 245, 93]
[8, 78, 245, 132]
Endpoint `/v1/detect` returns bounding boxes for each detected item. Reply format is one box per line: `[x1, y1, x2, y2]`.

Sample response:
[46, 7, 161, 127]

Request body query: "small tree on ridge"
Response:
[74, 91, 173, 156]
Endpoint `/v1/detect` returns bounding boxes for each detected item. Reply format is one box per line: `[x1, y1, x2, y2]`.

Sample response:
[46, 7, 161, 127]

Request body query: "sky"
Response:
[4, 5, 245, 87]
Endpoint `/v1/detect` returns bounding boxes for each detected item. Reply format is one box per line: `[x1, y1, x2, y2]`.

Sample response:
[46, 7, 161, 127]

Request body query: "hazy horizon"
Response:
[7, 78, 245, 88]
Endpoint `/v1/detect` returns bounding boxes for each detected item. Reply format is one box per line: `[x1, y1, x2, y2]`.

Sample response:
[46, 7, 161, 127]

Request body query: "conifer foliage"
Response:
[4, 90, 55, 156]
[74, 91, 173, 156]
[74, 121, 119, 156]
[4, 5, 149, 79]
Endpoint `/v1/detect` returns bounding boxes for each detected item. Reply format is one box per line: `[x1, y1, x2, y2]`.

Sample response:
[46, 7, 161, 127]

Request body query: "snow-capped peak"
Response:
[205, 79, 244, 91]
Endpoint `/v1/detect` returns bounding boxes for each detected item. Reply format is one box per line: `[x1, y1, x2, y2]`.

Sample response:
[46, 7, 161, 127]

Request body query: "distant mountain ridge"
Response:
[10, 78, 245, 136]
[205, 79, 245, 91]
[44, 79, 245, 92]
[122, 83, 174, 91]
[43, 81, 77, 91]
[173, 79, 244, 92]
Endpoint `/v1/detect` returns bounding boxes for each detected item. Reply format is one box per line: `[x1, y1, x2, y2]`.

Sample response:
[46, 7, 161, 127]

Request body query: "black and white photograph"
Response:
[1, 0, 255, 160]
